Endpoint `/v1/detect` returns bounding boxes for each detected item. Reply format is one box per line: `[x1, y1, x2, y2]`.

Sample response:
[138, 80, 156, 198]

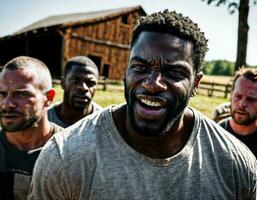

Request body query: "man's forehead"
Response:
[67, 65, 97, 79]
[236, 76, 257, 88]
[70, 64, 98, 74]
[68, 70, 97, 77]
[0, 81, 36, 91]
[130, 32, 194, 67]
[0, 69, 38, 88]
[234, 76, 257, 95]
[132, 31, 193, 52]
[135, 31, 192, 47]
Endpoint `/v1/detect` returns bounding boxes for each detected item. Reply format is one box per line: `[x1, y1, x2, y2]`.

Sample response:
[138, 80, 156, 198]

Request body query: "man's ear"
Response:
[45, 89, 56, 107]
[194, 72, 203, 88]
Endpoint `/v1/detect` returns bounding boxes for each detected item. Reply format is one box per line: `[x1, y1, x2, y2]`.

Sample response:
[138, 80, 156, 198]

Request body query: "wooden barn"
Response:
[0, 6, 146, 80]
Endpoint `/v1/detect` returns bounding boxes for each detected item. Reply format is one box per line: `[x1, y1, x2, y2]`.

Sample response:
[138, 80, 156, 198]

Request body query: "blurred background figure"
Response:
[219, 68, 257, 157]
[213, 102, 231, 122]
[48, 56, 102, 128]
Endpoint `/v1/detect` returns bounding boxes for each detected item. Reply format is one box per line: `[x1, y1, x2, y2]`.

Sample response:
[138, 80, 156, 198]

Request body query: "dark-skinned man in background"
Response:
[47, 56, 102, 128]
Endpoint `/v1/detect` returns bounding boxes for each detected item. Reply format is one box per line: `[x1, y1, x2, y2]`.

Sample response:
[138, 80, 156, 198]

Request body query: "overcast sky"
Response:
[0, 0, 256, 65]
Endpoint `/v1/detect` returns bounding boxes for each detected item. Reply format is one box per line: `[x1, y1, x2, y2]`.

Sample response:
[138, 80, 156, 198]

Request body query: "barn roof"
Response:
[11, 5, 146, 36]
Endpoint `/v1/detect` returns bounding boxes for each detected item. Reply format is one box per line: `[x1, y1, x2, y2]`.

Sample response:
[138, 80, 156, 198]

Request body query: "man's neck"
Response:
[5, 122, 53, 151]
[113, 105, 194, 159]
[59, 102, 93, 125]
[229, 119, 257, 136]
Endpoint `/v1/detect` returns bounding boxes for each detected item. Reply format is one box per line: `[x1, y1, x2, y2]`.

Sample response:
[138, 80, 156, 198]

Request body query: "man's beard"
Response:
[65, 92, 91, 111]
[232, 111, 257, 125]
[0, 110, 40, 132]
[124, 81, 191, 137]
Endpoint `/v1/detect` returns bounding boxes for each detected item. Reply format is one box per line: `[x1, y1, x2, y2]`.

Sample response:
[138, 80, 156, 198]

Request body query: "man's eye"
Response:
[70, 78, 80, 84]
[16, 93, 30, 98]
[247, 97, 256, 102]
[234, 94, 242, 99]
[86, 81, 96, 87]
[165, 70, 186, 79]
[0, 92, 6, 98]
[131, 64, 147, 72]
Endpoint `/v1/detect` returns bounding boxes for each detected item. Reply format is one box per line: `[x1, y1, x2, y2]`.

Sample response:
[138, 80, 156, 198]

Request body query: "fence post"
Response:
[102, 77, 107, 91]
[224, 84, 231, 98]
[208, 82, 214, 97]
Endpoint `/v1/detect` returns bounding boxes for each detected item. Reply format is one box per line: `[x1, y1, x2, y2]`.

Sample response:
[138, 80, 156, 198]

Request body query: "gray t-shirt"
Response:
[212, 102, 231, 122]
[28, 106, 257, 200]
[47, 101, 102, 128]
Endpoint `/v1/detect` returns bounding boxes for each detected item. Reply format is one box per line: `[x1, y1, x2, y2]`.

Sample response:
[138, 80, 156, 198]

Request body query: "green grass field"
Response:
[53, 79, 229, 119]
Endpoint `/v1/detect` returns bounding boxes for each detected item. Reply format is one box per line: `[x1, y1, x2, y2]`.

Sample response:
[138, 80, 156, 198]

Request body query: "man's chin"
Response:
[2, 124, 29, 132]
[234, 119, 256, 126]
[130, 118, 172, 137]
[72, 104, 89, 111]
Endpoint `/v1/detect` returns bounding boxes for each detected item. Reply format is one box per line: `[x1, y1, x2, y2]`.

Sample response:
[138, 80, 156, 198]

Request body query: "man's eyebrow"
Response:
[130, 56, 150, 65]
[166, 61, 192, 71]
[13, 89, 32, 92]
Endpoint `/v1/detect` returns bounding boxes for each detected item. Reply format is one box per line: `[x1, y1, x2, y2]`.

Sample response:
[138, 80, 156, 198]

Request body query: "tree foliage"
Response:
[202, 0, 256, 72]
[203, 60, 234, 75]
[204, 0, 238, 13]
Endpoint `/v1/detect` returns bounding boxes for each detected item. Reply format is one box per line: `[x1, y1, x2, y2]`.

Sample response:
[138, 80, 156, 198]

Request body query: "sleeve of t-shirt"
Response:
[27, 138, 68, 200]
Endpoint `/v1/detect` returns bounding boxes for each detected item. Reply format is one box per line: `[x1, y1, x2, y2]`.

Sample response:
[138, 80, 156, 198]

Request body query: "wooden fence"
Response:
[198, 81, 232, 98]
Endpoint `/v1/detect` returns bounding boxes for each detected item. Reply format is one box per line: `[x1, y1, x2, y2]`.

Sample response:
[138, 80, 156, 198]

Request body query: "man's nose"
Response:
[142, 71, 167, 93]
[238, 98, 247, 108]
[78, 82, 89, 92]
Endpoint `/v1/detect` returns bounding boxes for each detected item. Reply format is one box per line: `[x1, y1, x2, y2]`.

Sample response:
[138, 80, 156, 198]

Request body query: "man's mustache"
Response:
[0, 110, 22, 116]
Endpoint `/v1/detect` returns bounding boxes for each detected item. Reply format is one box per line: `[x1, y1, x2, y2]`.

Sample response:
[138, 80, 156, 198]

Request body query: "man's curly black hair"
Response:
[131, 9, 208, 73]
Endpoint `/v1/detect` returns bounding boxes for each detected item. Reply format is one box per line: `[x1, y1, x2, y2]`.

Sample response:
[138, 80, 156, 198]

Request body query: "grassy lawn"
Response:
[53, 82, 229, 119]
[189, 94, 228, 118]
[53, 84, 126, 107]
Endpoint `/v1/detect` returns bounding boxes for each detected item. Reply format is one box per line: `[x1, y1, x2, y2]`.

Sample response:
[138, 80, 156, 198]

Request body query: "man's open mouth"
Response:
[135, 95, 166, 120]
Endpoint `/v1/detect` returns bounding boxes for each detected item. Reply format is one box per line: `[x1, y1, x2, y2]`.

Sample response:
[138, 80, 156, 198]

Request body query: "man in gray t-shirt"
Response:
[48, 101, 102, 128]
[29, 10, 257, 200]
[47, 56, 102, 128]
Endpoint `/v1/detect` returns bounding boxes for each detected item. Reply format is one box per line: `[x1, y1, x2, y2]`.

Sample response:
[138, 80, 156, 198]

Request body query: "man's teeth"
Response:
[141, 99, 161, 107]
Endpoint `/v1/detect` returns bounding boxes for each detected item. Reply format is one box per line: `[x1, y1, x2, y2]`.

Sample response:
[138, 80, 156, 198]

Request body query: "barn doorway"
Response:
[87, 55, 102, 73]
[103, 64, 110, 78]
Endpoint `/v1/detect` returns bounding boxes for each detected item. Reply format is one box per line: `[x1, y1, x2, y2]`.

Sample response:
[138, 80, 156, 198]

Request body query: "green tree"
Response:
[203, 60, 234, 75]
[202, 61, 214, 75]
[212, 60, 226, 75]
[202, 0, 256, 72]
